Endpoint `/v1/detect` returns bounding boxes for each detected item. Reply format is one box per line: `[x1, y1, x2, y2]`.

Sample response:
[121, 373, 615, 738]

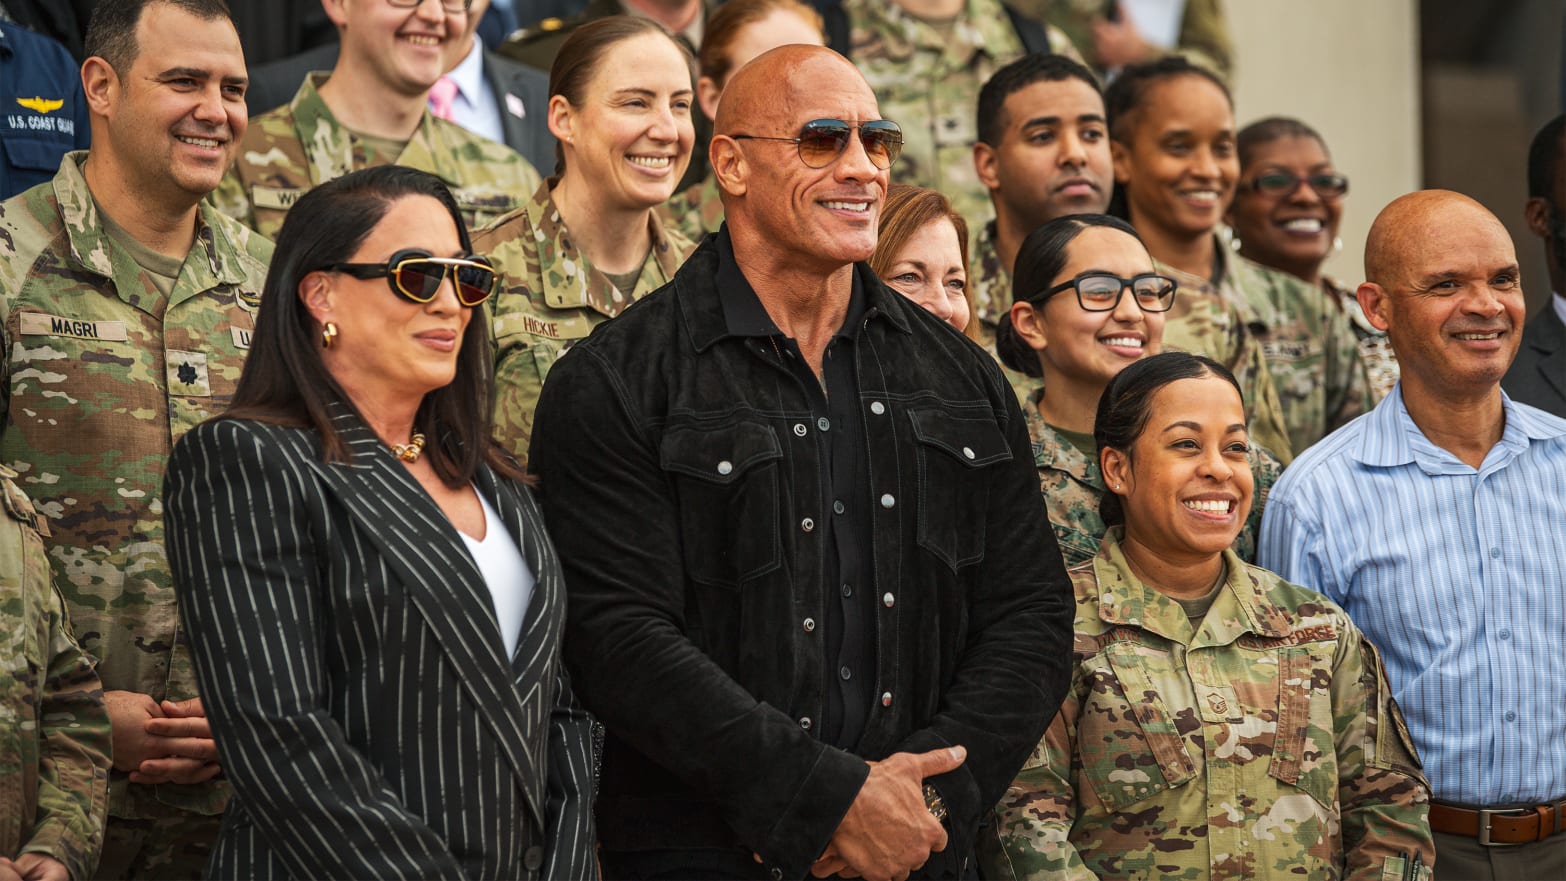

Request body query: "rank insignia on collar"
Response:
[17, 96, 63, 114]
[235, 287, 262, 314]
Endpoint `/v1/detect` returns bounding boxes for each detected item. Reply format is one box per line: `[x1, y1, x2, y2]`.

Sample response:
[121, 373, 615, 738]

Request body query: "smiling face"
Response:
[1033, 226, 1165, 393]
[93, 3, 248, 206]
[978, 76, 1113, 230]
[1104, 373, 1253, 560]
[1113, 74, 1237, 244]
[554, 31, 695, 210]
[880, 217, 970, 331]
[306, 194, 476, 406]
[1228, 134, 1343, 281]
[332, 0, 463, 97]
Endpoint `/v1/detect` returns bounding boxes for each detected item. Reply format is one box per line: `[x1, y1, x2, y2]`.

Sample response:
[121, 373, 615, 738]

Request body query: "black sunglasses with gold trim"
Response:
[323, 249, 497, 307]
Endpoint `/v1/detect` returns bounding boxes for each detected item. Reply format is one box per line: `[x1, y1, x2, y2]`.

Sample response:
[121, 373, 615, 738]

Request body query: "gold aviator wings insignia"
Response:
[17, 97, 64, 114]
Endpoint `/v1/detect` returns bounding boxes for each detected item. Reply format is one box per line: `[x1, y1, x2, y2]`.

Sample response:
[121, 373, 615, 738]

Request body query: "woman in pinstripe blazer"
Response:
[163, 167, 596, 880]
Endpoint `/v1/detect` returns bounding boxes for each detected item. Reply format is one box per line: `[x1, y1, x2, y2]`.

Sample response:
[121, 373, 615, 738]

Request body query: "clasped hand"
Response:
[105, 691, 222, 785]
[810, 745, 966, 881]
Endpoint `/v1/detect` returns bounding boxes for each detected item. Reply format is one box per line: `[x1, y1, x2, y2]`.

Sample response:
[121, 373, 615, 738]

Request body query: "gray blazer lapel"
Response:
[306, 408, 547, 833]
[1534, 307, 1566, 403]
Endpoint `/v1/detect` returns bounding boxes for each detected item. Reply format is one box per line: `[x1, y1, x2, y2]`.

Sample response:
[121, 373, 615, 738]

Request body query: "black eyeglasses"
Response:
[322, 249, 496, 307]
[1242, 170, 1349, 199]
[729, 119, 903, 169]
[1038, 272, 1178, 313]
[385, 0, 472, 12]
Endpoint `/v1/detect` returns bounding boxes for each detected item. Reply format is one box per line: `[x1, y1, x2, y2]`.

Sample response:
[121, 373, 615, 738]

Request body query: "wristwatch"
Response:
[922, 783, 948, 823]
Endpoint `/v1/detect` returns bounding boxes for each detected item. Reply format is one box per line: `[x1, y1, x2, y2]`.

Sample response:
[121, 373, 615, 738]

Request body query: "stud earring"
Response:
[1229, 235, 1243, 252]
[1333, 236, 1344, 252]
[322, 321, 339, 349]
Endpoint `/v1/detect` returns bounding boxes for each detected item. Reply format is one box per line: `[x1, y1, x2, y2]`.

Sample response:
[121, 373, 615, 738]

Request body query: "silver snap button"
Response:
[803, 618, 815, 632]
[882, 592, 895, 608]
[793, 422, 808, 437]
[881, 692, 892, 707]
[833, 500, 845, 515]
[880, 493, 895, 508]
[817, 416, 831, 431]
[799, 716, 812, 730]
[870, 401, 886, 415]
[801, 517, 815, 532]
[962, 446, 975, 460]
[839, 666, 852, 680]
[717, 460, 733, 475]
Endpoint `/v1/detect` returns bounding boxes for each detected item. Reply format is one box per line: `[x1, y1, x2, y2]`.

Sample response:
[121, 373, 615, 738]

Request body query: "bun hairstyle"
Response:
[699, 0, 824, 87]
[1093, 351, 1241, 527]
[1103, 55, 1232, 220]
[995, 213, 1145, 377]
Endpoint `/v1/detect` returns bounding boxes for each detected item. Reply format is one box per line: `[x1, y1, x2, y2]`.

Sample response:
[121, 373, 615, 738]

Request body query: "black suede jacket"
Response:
[530, 234, 1073, 880]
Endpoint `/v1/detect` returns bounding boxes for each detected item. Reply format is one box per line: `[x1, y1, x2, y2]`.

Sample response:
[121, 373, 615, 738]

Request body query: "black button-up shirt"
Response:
[716, 233, 875, 748]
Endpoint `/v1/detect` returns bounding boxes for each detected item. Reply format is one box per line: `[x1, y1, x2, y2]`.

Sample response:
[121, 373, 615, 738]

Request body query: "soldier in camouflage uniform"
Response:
[845, 0, 1082, 228]
[214, 0, 540, 241]
[0, 2, 273, 876]
[1325, 276, 1400, 400]
[1161, 250, 1373, 455]
[480, 180, 692, 457]
[981, 528, 1435, 881]
[1, 466, 111, 881]
[1022, 0, 1234, 81]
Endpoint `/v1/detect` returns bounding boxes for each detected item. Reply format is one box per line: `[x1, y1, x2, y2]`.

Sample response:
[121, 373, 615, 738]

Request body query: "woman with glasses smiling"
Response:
[163, 166, 596, 881]
[996, 214, 1282, 567]
[1227, 117, 1399, 400]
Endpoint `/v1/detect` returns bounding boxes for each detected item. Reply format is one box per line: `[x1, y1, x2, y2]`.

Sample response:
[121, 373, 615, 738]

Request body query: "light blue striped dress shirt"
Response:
[1259, 385, 1566, 806]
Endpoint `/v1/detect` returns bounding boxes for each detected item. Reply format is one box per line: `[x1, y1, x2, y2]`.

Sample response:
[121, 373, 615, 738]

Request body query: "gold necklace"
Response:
[391, 431, 426, 463]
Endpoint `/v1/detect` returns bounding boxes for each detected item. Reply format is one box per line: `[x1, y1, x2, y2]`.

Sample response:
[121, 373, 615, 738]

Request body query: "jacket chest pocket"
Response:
[660, 421, 783, 587]
[1262, 643, 1339, 811]
[1077, 643, 1198, 812]
[908, 407, 1012, 571]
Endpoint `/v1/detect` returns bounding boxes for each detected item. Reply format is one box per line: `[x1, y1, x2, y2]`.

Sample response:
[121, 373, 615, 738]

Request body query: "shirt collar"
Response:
[1553, 291, 1566, 329]
[715, 225, 868, 340]
[1353, 383, 1566, 472]
[446, 36, 486, 107]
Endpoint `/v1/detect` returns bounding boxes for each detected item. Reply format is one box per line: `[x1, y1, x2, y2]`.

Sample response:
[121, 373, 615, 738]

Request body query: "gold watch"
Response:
[922, 783, 948, 822]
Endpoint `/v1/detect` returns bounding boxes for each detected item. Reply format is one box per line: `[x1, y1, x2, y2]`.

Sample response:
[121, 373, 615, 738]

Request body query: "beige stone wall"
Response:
[1225, 0, 1421, 290]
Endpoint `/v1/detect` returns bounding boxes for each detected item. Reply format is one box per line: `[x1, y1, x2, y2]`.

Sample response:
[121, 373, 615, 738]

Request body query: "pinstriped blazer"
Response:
[163, 408, 595, 881]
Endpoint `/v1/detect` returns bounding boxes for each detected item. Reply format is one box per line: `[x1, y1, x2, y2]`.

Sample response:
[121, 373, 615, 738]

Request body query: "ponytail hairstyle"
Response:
[1103, 55, 1232, 220]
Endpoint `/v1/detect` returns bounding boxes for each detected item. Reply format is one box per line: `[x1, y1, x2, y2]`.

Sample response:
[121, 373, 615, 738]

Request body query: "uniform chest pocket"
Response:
[1077, 642, 1198, 813]
[909, 408, 1012, 571]
[1262, 643, 1339, 812]
[660, 421, 783, 587]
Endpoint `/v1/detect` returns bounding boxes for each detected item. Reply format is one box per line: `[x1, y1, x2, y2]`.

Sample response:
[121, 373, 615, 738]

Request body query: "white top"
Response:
[442, 36, 506, 145]
[1553, 291, 1566, 328]
[459, 489, 532, 658]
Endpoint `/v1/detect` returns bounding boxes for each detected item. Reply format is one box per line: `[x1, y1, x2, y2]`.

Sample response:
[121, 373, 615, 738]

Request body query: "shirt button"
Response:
[716, 460, 733, 475]
[870, 401, 886, 415]
[799, 716, 812, 730]
[771, 869, 784, 881]
[793, 422, 808, 437]
[1490, 547, 1501, 558]
[880, 493, 895, 508]
[803, 618, 815, 632]
[1498, 628, 1511, 640]
[1505, 711, 1517, 722]
[883, 592, 895, 608]
[833, 500, 845, 515]
[817, 416, 831, 431]
[839, 666, 852, 680]
[962, 446, 975, 459]
[841, 583, 853, 598]
[524, 846, 544, 871]
[801, 517, 815, 532]
[881, 691, 893, 707]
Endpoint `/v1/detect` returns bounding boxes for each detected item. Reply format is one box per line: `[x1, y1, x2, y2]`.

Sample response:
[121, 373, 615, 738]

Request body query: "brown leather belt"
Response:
[1430, 798, 1566, 846]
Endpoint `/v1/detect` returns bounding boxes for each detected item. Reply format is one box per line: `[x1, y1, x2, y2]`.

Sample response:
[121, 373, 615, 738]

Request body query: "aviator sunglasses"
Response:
[730, 119, 904, 169]
[1037, 272, 1179, 313]
[1241, 170, 1349, 200]
[323, 249, 497, 307]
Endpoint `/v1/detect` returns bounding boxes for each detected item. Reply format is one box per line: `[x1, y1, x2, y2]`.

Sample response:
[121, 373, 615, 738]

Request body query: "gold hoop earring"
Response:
[322, 321, 339, 349]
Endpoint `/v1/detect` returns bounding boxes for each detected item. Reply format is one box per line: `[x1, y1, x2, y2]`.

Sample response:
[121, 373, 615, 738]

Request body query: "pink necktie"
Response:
[428, 76, 458, 121]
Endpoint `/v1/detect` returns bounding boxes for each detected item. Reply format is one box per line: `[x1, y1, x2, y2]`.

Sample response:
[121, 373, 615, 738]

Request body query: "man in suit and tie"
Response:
[1504, 114, 1566, 416]
[242, 0, 554, 175]
[530, 44, 1073, 881]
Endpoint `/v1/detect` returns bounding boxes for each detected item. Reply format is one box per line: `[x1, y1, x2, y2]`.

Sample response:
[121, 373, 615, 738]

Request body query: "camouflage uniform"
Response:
[973, 221, 1295, 462]
[477, 180, 694, 458]
[214, 74, 540, 240]
[1161, 249, 1374, 456]
[658, 173, 723, 248]
[1, 465, 111, 881]
[1023, 390, 1281, 568]
[846, 0, 1082, 227]
[1325, 276, 1398, 403]
[1022, 0, 1234, 80]
[981, 528, 1435, 881]
[0, 155, 272, 867]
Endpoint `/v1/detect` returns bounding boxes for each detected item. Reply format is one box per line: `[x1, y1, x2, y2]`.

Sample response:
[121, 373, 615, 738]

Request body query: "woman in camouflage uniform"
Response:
[995, 214, 1279, 568]
[477, 17, 699, 459]
[980, 352, 1435, 881]
[1227, 117, 1400, 402]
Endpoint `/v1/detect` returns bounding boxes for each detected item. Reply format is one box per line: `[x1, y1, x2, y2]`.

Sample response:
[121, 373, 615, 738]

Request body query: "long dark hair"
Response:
[1094, 351, 1240, 527]
[996, 214, 1145, 376]
[1103, 56, 1232, 221]
[223, 166, 519, 487]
